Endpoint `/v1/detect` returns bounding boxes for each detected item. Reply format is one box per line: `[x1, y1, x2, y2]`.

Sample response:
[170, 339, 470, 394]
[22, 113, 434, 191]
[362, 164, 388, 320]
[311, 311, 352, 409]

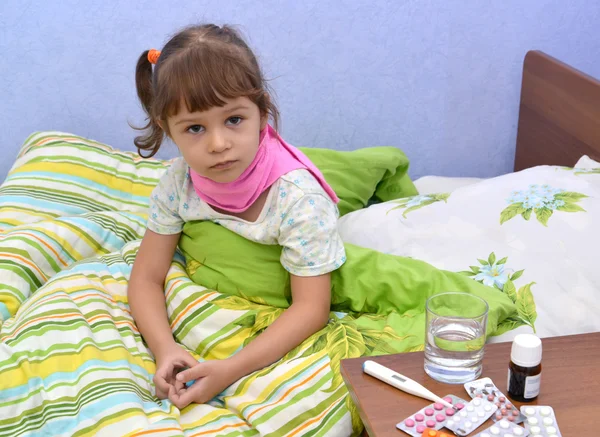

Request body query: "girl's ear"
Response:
[260, 93, 271, 130]
[156, 117, 171, 138]
[260, 113, 269, 130]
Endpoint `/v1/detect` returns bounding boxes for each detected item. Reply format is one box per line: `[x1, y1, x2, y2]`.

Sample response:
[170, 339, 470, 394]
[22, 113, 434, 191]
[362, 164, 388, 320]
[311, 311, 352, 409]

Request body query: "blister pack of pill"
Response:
[444, 397, 499, 436]
[418, 429, 455, 437]
[396, 395, 468, 437]
[520, 406, 561, 437]
[472, 419, 529, 437]
[464, 377, 526, 423]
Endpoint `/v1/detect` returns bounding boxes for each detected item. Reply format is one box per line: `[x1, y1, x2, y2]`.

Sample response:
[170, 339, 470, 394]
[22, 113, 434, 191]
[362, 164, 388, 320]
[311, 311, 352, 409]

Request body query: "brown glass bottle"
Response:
[507, 360, 542, 402]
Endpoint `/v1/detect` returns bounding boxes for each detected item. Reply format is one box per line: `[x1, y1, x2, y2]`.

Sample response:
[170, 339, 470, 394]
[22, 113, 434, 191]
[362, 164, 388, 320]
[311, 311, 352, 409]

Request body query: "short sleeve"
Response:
[278, 193, 346, 276]
[147, 163, 185, 235]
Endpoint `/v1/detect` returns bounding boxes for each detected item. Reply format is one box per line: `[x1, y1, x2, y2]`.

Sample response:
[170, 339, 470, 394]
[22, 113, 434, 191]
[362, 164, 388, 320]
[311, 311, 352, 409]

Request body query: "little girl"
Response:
[128, 24, 346, 409]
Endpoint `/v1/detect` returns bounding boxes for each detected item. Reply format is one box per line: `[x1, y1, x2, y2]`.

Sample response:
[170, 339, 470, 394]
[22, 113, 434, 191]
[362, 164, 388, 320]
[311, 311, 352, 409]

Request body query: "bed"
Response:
[0, 50, 599, 437]
[340, 50, 600, 343]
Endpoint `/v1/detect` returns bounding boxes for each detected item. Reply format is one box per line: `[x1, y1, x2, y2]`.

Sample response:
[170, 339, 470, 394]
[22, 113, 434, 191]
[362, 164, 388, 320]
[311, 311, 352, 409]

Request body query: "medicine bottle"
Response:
[507, 334, 542, 402]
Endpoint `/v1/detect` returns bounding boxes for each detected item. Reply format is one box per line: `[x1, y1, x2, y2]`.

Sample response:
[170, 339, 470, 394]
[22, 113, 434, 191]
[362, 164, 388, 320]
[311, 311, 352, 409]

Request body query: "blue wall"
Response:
[2, 0, 599, 181]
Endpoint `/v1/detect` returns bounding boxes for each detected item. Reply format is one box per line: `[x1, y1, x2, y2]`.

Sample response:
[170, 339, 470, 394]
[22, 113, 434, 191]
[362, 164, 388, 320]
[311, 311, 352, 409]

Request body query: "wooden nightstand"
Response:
[341, 332, 599, 436]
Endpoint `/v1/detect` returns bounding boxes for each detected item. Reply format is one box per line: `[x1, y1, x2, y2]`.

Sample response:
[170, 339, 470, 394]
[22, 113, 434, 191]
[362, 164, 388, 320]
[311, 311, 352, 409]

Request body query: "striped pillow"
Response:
[0, 132, 169, 321]
[1, 132, 169, 228]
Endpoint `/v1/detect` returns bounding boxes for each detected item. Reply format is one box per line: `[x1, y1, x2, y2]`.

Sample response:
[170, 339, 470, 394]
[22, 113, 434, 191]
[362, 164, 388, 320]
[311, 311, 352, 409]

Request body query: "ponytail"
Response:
[133, 50, 165, 158]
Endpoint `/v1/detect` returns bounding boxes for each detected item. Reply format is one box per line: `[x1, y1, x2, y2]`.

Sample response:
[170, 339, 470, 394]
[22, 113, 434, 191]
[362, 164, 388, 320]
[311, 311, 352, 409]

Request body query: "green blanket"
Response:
[180, 221, 516, 352]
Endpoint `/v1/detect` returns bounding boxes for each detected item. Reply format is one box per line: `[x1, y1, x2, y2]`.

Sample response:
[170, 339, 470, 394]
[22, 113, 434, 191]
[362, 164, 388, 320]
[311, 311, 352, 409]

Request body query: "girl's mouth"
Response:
[211, 160, 237, 170]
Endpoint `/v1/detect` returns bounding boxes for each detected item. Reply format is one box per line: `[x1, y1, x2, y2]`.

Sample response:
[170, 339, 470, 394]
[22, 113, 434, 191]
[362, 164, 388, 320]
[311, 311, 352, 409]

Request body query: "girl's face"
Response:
[167, 97, 268, 183]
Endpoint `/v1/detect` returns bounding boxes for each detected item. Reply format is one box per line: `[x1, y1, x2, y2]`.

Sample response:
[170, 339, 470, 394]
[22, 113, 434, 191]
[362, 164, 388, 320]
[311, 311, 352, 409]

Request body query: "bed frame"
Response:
[514, 50, 600, 171]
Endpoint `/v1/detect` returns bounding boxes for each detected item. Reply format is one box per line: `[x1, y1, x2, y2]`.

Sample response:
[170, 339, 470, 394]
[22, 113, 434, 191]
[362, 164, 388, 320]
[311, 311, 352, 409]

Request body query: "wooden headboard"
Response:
[514, 51, 600, 171]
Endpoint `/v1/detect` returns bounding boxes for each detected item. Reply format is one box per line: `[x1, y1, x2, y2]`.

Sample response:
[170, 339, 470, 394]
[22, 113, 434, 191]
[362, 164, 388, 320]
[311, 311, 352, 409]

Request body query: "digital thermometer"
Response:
[362, 360, 454, 409]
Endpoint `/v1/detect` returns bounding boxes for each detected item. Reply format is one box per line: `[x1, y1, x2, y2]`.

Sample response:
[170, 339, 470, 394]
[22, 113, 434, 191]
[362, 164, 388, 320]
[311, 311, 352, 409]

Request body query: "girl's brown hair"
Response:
[134, 24, 280, 158]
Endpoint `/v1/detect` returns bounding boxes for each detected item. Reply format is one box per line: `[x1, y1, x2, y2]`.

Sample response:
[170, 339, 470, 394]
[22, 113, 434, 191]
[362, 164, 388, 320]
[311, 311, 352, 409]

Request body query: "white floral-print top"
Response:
[148, 158, 346, 277]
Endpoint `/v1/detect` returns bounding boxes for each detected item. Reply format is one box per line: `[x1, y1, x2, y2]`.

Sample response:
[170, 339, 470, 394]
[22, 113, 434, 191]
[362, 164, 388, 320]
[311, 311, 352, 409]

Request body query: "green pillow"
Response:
[299, 147, 417, 216]
[179, 221, 517, 339]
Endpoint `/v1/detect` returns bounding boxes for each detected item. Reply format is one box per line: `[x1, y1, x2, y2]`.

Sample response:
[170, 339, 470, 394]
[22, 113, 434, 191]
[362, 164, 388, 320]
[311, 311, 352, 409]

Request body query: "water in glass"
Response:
[424, 292, 488, 383]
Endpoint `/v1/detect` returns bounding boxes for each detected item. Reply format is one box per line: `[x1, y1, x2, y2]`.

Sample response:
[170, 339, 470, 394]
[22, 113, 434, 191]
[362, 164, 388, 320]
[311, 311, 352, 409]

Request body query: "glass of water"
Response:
[424, 292, 489, 384]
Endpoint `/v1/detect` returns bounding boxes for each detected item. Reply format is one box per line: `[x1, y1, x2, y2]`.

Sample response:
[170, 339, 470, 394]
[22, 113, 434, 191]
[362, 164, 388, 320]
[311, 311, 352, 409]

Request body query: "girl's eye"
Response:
[226, 116, 243, 126]
[187, 125, 204, 134]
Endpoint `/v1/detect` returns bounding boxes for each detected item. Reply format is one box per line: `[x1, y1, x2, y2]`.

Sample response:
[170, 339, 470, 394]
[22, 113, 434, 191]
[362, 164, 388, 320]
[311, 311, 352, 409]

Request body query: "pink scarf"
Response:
[189, 125, 339, 213]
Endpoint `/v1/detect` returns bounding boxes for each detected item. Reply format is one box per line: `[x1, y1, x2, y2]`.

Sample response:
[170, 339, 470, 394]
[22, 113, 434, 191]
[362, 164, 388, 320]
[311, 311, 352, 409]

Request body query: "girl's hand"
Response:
[168, 358, 239, 408]
[153, 342, 198, 399]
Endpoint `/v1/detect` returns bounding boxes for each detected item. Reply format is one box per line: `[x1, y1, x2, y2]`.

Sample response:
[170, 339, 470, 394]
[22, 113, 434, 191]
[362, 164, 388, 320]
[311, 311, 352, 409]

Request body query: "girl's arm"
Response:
[228, 273, 331, 376]
[130, 229, 199, 399]
[128, 229, 182, 357]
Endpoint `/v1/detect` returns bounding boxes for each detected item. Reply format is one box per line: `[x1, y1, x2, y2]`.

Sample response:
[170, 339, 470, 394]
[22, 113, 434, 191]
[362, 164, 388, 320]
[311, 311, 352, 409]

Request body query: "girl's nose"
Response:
[207, 130, 230, 153]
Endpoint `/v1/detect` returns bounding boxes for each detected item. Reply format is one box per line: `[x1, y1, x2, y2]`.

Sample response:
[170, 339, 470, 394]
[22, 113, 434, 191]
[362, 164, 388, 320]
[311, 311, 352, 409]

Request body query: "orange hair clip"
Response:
[147, 49, 161, 65]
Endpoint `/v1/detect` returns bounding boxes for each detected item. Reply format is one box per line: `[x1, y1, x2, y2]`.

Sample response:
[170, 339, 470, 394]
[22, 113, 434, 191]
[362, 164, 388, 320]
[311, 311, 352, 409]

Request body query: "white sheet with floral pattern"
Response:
[338, 158, 600, 343]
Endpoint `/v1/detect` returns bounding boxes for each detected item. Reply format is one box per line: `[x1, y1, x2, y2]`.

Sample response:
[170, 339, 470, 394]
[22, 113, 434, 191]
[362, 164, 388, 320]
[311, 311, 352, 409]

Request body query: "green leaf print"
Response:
[503, 280, 517, 303]
[387, 193, 450, 218]
[497, 257, 508, 265]
[534, 207, 553, 226]
[370, 341, 401, 356]
[361, 329, 382, 355]
[488, 252, 496, 265]
[402, 199, 437, 218]
[494, 316, 526, 337]
[323, 321, 366, 393]
[557, 203, 586, 213]
[516, 282, 537, 331]
[510, 270, 524, 281]
[212, 294, 266, 311]
[358, 322, 416, 356]
[186, 259, 203, 277]
[500, 203, 526, 224]
[554, 191, 588, 201]
[387, 201, 409, 211]
[502, 186, 587, 225]
[470, 265, 481, 274]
